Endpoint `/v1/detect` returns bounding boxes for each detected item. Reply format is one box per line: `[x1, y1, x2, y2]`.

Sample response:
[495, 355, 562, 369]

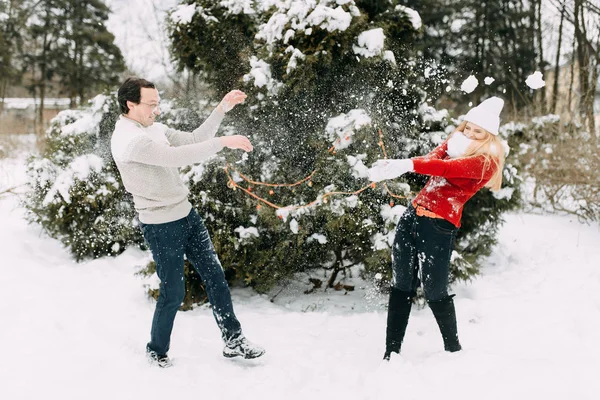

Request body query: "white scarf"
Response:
[446, 132, 474, 158]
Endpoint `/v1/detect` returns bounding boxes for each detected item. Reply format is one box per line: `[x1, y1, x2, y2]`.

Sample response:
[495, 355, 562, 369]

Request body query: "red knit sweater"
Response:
[411, 141, 498, 227]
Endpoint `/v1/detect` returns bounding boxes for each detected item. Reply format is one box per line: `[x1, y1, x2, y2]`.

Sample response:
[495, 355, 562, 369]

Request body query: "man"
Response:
[111, 77, 264, 368]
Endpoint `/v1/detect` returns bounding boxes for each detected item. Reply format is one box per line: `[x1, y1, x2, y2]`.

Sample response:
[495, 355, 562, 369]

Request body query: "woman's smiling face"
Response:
[463, 122, 489, 140]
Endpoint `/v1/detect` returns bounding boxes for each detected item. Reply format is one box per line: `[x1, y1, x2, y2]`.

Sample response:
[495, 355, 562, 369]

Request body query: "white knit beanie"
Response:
[463, 96, 504, 135]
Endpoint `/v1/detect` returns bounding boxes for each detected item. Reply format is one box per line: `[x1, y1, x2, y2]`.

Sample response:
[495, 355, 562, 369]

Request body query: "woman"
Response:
[367, 97, 506, 360]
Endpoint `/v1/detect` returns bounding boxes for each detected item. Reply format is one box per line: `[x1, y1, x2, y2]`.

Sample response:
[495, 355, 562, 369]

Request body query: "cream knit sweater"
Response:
[111, 109, 225, 224]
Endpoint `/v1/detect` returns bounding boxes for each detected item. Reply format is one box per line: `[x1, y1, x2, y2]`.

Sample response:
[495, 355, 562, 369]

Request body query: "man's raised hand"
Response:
[220, 135, 253, 152]
[218, 90, 247, 113]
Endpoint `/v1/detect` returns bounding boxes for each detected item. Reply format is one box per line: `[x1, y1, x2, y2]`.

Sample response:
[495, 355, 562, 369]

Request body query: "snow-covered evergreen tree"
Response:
[168, 0, 521, 294]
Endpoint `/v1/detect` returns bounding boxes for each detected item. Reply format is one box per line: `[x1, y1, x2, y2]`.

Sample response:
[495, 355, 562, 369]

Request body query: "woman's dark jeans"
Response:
[141, 209, 241, 356]
[391, 204, 458, 301]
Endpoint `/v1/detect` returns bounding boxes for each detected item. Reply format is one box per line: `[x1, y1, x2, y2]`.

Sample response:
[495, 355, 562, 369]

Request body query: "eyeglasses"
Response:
[139, 101, 161, 112]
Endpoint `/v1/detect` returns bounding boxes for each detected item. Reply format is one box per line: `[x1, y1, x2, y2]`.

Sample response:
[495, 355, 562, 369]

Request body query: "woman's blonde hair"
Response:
[453, 121, 505, 191]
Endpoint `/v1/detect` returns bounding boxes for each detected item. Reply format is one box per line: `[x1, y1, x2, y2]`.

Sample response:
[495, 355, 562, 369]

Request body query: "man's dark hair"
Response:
[117, 77, 156, 114]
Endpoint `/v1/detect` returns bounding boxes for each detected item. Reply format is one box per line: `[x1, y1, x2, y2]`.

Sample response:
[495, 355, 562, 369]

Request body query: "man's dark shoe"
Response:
[146, 345, 173, 368]
[383, 351, 393, 361]
[223, 334, 265, 359]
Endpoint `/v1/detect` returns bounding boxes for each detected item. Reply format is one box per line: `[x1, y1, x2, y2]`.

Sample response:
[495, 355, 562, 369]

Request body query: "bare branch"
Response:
[0, 184, 26, 196]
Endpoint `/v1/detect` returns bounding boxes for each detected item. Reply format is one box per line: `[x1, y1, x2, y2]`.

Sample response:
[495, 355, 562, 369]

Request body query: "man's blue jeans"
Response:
[141, 209, 241, 356]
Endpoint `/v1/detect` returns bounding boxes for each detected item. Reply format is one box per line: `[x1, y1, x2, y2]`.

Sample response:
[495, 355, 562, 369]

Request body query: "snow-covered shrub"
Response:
[24, 95, 144, 260]
[508, 115, 599, 222]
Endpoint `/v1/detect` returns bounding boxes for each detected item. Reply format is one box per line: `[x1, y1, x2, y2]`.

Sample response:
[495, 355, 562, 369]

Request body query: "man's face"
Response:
[126, 87, 161, 127]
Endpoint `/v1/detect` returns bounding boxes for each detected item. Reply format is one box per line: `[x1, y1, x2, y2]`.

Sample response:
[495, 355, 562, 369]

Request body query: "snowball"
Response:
[460, 75, 479, 93]
[484, 77, 495, 85]
[525, 71, 546, 90]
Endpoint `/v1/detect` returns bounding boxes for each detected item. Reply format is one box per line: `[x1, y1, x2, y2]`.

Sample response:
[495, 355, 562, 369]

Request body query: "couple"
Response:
[111, 77, 506, 368]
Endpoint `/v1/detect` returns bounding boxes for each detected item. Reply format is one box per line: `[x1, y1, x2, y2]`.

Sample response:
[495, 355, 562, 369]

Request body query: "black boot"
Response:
[428, 295, 462, 352]
[384, 288, 413, 360]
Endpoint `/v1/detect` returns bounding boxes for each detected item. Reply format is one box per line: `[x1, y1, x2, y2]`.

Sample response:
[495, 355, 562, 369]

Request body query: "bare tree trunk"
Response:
[38, 54, 46, 138]
[36, 27, 50, 150]
[574, 0, 588, 125]
[0, 80, 6, 113]
[590, 64, 598, 144]
[567, 34, 576, 115]
[535, 0, 546, 113]
[551, 1, 566, 114]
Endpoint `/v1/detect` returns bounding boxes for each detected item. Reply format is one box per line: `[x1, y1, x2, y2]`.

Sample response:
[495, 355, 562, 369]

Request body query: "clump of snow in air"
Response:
[484, 77, 495, 85]
[525, 71, 546, 89]
[353, 28, 385, 58]
[326, 109, 372, 150]
[395, 5, 422, 30]
[460, 75, 479, 93]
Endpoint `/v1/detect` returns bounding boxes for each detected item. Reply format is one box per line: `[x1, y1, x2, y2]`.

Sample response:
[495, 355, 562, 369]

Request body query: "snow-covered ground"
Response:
[1, 135, 599, 400]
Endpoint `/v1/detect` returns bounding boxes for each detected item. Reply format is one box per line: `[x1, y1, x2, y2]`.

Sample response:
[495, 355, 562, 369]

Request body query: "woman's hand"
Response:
[367, 159, 414, 182]
[220, 135, 253, 152]
[217, 90, 247, 113]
